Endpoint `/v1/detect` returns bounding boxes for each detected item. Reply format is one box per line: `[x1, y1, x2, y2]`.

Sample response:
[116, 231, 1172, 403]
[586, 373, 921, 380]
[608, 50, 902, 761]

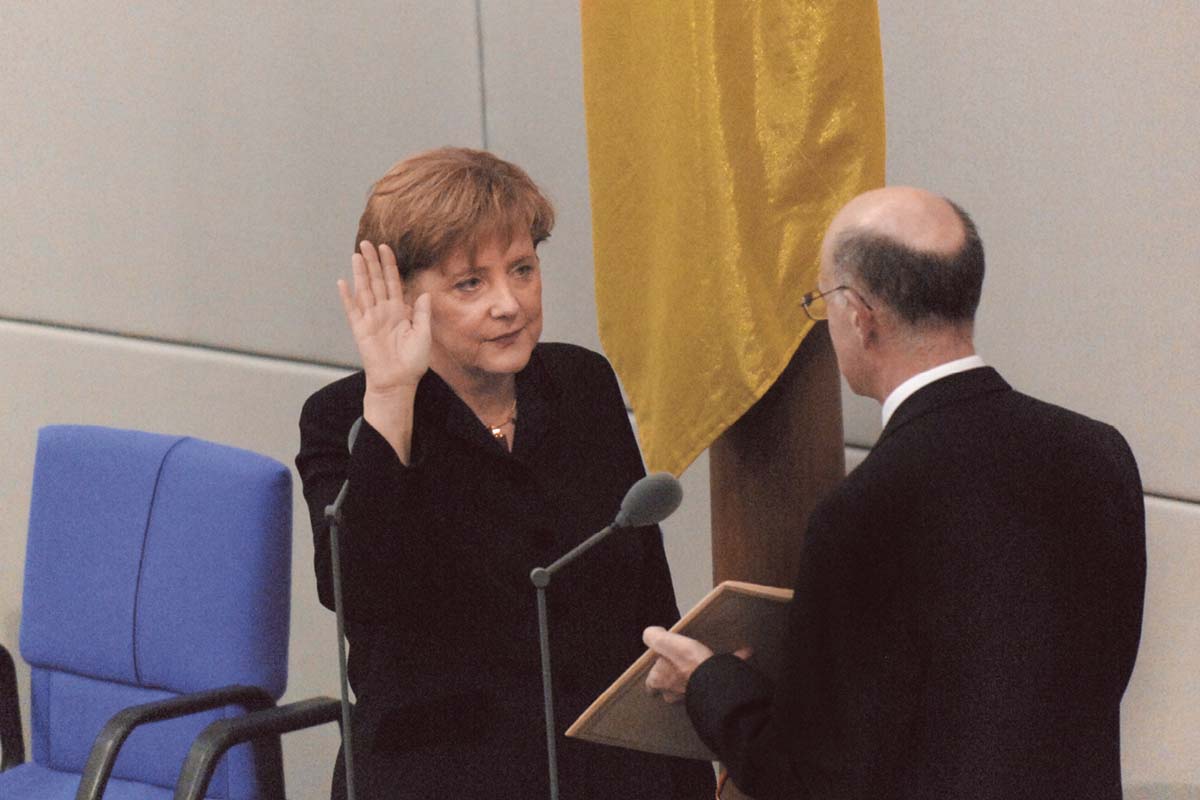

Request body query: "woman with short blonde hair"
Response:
[297, 147, 715, 799]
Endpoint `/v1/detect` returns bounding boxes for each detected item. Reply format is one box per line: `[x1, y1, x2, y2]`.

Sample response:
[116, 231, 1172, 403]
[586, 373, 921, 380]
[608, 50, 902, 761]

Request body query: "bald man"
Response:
[645, 188, 1146, 799]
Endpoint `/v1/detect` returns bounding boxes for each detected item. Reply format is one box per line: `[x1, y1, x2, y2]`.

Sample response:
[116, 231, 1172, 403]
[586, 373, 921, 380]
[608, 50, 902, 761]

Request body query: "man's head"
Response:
[816, 187, 984, 400]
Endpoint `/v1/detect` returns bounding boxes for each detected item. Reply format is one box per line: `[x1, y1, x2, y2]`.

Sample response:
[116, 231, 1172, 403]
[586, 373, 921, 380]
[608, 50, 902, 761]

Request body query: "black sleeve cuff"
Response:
[685, 653, 775, 763]
[345, 418, 419, 488]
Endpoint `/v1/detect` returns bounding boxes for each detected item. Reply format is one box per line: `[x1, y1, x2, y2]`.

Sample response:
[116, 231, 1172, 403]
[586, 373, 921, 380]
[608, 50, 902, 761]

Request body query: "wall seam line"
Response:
[474, 0, 489, 148]
[0, 315, 354, 372]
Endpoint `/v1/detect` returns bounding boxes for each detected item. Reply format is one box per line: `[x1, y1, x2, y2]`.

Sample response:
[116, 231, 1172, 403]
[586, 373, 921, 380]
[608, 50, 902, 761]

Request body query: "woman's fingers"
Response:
[337, 278, 359, 323]
[380, 243, 403, 299]
[410, 292, 431, 334]
[348, 243, 415, 326]
[351, 251, 373, 309]
[360, 240, 390, 304]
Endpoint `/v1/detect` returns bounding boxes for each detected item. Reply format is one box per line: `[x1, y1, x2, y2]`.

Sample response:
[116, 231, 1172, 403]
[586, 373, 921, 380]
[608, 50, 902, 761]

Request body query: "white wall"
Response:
[1, 2, 1195, 796]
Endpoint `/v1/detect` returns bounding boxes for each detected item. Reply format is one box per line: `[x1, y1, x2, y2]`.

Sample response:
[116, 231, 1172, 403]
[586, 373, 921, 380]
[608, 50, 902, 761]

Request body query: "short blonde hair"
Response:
[355, 147, 555, 281]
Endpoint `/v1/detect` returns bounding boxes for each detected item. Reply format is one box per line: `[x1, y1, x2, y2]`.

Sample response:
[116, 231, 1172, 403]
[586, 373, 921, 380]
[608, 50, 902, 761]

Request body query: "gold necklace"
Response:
[486, 399, 517, 443]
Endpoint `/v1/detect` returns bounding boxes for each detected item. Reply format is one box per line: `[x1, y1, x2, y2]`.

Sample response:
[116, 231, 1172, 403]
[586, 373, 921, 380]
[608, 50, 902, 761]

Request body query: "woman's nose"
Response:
[490, 279, 520, 317]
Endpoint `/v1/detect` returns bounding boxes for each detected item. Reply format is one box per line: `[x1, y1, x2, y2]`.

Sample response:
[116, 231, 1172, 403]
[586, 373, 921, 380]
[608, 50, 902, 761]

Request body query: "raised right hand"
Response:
[338, 241, 432, 395]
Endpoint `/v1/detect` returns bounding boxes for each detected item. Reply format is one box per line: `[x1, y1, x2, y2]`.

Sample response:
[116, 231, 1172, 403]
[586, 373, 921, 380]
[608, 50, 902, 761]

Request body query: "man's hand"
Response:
[643, 627, 753, 704]
[643, 627, 715, 704]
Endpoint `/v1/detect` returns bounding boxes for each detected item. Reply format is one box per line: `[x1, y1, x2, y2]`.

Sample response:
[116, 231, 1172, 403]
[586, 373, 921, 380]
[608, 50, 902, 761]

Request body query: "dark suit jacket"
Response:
[687, 367, 1145, 799]
[296, 343, 714, 800]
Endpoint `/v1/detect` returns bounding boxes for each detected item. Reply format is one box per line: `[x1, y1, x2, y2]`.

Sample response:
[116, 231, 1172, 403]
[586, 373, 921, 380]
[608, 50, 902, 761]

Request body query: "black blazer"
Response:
[296, 343, 714, 800]
[686, 367, 1146, 800]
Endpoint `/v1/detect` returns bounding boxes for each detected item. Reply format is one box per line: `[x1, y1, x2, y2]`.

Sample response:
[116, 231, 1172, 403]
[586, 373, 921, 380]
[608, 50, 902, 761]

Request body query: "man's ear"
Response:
[851, 302, 878, 348]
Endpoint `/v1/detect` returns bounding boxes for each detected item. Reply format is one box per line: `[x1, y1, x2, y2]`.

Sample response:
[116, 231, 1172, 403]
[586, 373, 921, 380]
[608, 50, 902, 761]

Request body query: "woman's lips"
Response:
[488, 328, 523, 345]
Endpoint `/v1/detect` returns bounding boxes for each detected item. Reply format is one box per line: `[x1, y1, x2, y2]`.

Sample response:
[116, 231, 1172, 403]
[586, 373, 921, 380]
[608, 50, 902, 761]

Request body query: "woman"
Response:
[296, 147, 715, 799]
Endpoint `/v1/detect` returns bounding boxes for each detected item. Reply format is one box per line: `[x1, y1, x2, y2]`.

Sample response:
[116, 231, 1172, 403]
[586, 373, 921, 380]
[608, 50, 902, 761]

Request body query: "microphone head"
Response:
[613, 472, 683, 528]
[347, 417, 364, 453]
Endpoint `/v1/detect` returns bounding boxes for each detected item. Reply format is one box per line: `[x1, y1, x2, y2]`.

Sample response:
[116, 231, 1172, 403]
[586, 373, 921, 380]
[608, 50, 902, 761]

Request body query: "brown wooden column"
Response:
[708, 324, 844, 799]
[710, 323, 845, 588]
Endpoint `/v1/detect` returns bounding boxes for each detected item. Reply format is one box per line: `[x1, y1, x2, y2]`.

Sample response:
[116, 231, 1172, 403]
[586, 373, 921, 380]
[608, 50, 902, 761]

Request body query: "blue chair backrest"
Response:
[19, 425, 292, 798]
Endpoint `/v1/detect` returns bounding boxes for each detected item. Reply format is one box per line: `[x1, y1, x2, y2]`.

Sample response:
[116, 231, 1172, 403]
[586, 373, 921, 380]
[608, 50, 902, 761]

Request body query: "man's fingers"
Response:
[643, 627, 707, 664]
[645, 653, 693, 704]
[645, 655, 672, 691]
[644, 626, 692, 657]
[643, 626, 669, 650]
[645, 656, 684, 699]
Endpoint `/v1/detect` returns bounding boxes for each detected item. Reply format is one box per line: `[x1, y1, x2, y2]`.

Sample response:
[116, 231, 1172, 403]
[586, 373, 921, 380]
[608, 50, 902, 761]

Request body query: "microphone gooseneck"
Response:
[346, 417, 363, 453]
[544, 473, 683, 576]
[326, 416, 363, 800]
[530, 471, 684, 800]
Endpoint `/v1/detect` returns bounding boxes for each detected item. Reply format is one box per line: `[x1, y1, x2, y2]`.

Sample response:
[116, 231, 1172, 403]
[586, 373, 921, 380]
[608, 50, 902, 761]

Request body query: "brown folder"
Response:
[566, 580, 793, 761]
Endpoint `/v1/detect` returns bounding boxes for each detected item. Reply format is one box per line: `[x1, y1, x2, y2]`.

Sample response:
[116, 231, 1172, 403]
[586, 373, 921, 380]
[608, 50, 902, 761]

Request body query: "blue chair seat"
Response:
[0, 426, 293, 799]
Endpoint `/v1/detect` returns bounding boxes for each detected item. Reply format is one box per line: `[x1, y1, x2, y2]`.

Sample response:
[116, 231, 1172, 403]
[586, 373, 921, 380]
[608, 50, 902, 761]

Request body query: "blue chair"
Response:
[0, 425, 334, 799]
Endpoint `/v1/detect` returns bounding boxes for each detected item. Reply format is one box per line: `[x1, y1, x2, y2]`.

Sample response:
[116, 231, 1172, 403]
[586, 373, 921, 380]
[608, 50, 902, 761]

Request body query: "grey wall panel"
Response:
[1122, 497, 1200, 786]
[846, 3, 1200, 501]
[478, 0, 601, 353]
[1, 2, 483, 368]
[653, 437, 714, 614]
[0, 320, 350, 798]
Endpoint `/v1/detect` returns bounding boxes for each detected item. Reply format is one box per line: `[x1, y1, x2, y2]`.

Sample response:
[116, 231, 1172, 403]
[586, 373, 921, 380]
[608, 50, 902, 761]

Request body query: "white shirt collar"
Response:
[881, 355, 986, 428]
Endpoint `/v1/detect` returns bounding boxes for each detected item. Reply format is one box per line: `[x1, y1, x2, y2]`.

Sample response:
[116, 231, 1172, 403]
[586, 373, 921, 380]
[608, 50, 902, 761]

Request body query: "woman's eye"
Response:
[456, 277, 482, 292]
[514, 263, 534, 277]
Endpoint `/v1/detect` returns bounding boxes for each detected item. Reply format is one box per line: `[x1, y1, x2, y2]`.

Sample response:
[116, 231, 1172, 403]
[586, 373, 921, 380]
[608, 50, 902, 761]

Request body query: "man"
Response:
[644, 187, 1146, 799]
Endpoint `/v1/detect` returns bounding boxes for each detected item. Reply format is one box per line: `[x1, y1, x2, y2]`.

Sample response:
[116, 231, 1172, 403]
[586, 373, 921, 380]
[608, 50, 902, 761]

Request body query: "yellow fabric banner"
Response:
[582, 1, 886, 476]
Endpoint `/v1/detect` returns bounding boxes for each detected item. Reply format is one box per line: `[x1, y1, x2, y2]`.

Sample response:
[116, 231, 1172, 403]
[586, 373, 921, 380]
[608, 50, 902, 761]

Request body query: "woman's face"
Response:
[404, 230, 543, 391]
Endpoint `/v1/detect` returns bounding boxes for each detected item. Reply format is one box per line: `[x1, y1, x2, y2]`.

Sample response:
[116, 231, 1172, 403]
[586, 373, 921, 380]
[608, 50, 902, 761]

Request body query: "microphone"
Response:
[614, 471, 683, 528]
[324, 416, 363, 800]
[529, 472, 684, 800]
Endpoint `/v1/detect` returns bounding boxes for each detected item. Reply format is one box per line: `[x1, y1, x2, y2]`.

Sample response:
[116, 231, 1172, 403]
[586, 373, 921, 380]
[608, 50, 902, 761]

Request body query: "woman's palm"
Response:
[338, 242, 431, 393]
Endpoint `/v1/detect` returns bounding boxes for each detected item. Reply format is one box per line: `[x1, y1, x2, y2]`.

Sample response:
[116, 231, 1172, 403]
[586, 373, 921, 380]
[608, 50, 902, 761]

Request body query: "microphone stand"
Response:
[324, 418, 363, 800]
[529, 522, 623, 800]
[527, 471, 682, 800]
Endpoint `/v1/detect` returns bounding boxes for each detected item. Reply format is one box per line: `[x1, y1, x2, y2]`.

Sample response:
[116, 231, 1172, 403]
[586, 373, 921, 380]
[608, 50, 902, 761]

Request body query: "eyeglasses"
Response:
[801, 285, 873, 321]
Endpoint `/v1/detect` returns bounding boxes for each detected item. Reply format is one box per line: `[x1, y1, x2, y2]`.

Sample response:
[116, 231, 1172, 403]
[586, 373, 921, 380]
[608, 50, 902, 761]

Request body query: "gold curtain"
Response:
[582, 0, 886, 475]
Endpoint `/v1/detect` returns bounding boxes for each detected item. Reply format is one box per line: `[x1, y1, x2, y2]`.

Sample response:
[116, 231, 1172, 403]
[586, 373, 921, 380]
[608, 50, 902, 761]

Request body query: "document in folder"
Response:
[566, 580, 793, 761]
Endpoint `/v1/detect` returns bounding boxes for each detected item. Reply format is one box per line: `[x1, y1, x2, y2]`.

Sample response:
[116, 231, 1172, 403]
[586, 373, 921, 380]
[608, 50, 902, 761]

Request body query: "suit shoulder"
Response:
[1009, 391, 1133, 450]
